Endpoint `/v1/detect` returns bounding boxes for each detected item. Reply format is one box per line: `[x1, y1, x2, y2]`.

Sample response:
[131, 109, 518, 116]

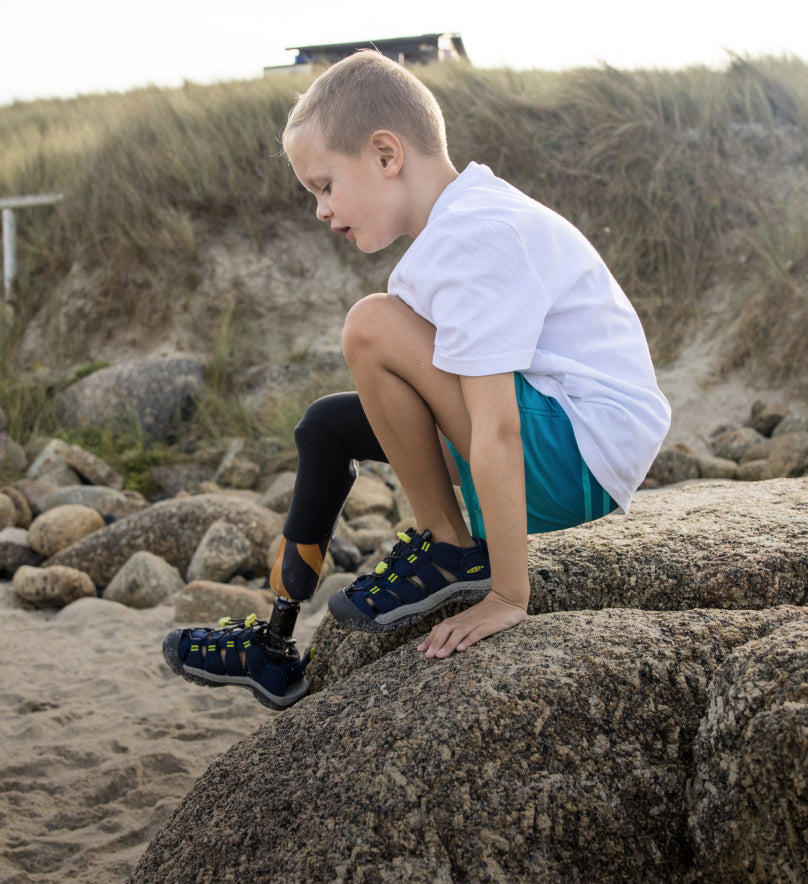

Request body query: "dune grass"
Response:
[1, 55, 807, 475]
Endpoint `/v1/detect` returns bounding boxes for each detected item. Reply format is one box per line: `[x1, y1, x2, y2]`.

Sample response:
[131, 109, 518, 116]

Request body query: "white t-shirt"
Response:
[388, 162, 671, 511]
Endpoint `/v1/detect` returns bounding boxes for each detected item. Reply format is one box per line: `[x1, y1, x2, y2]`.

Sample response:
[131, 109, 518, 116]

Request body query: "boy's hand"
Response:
[416, 591, 526, 658]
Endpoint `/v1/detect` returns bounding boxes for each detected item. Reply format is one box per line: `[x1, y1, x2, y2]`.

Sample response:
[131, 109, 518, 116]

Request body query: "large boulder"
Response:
[44, 494, 283, 587]
[54, 355, 204, 442]
[687, 619, 808, 881]
[307, 478, 808, 692]
[131, 606, 808, 883]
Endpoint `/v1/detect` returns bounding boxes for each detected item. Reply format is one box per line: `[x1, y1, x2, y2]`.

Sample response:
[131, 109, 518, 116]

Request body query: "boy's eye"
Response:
[321, 184, 331, 195]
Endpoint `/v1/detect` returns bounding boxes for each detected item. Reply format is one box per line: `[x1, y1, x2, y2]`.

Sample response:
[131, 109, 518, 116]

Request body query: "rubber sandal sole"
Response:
[328, 576, 492, 633]
[162, 629, 309, 710]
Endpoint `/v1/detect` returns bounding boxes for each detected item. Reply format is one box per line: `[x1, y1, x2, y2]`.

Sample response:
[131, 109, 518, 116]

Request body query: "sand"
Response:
[0, 586, 328, 884]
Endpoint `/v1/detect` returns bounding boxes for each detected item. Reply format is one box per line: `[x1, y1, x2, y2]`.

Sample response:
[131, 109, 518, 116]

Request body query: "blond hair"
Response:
[282, 51, 448, 157]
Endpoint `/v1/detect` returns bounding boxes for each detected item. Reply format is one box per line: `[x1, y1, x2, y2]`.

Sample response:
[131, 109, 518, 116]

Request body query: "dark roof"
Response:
[287, 33, 467, 64]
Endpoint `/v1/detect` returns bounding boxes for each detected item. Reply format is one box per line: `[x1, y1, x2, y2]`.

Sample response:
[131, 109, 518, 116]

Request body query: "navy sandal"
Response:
[162, 614, 309, 710]
[328, 528, 492, 633]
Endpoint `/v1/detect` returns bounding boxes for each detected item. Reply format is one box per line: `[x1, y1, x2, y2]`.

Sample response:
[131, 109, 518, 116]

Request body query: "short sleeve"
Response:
[390, 215, 553, 377]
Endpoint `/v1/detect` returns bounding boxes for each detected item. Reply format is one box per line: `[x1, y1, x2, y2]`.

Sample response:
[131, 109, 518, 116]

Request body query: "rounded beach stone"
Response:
[28, 504, 106, 557]
[0, 493, 15, 530]
[0, 526, 45, 575]
[13, 564, 96, 607]
[64, 444, 124, 490]
[104, 551, 185, 609]
[343, 473, 396, 519]
[174, 580, 274, 623]
[0, 485, 33, 527]
[186, 519, 252, 583]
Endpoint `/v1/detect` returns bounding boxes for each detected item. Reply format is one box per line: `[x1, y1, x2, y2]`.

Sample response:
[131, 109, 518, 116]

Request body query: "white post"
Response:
[0, 193, 63, 302]
[2, 208, 16, 301]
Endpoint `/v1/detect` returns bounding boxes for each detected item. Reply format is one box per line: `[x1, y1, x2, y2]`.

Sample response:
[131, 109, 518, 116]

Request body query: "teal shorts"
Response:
[447, 372, 617, 538]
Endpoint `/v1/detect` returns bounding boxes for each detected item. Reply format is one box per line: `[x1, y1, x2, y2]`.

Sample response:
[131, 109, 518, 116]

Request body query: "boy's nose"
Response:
[316, 201, 331, 222]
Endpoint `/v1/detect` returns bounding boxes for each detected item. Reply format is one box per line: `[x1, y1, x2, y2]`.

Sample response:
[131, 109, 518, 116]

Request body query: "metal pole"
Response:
[2, 208, 16, 302]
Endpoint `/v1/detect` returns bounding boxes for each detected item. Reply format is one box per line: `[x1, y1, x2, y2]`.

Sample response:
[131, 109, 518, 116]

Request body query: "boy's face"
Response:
[286, 129, 406, 254]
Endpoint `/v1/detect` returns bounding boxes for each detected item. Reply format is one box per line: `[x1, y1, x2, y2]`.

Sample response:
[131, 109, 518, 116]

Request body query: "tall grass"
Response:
[1, 55, 807, 470]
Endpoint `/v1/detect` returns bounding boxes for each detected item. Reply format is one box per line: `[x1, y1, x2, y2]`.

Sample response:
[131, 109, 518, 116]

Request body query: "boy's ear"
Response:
[369, 130, 404, 177]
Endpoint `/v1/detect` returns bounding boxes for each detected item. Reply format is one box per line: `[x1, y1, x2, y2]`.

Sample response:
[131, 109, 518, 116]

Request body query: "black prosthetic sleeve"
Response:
[283, 392, 387, 544]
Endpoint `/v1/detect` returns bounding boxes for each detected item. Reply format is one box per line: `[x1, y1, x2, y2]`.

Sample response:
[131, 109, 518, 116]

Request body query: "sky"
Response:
[1, 0, 807, 107]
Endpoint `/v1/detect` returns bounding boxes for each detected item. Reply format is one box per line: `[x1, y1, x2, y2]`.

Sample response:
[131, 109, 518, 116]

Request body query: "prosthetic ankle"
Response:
[258, 536, 329, 662]
[257, 597, 302, 663]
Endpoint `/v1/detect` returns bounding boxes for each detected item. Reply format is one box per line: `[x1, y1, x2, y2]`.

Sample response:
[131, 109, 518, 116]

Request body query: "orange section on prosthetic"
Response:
[297, 542, 325, 574]
[269, 537, 292, 599]
[269, 536, 328, 600]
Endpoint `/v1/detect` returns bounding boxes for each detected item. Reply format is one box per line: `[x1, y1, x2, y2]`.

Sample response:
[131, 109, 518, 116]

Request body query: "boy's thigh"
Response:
[449, 373, 616, 537]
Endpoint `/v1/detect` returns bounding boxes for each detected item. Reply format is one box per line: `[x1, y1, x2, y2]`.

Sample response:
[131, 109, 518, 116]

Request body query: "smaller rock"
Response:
[0, 527, 44, 576]
[710, 427, 767, 462]
[0, 432, 27, 473]
[39, 464, 82, 487]
[149, 463, 215, 497]
[343, 473, 396, 519]
[647, 445, 701, 485]
[13, 564, 95, 607]
[693, 455, 738, 480]
[314, 572, 356, 610]
[25, 439, 71, 480]
[174, 580, 274, 622]
[27, 504, 106, 557]
[746, 399, 790, 437]
[329, 535, 363, 571]
[351, 525, 396, 554]
[738, 437, 775, 464]
[39, 485, 147, 521]
[772, 414, 808, 437]
[186, 519, 252, 583]
[0, 493, 15, 530]
[260, 471, 298, 512]
[64, 444, 124, 489]
[104, 551, 185, 608]
[736, 459, 769, 482]
[214, 439, 261, 489]
[763, 432, 808, 479]
[10, 478, 60, 517]
[0, 485, 32, 527]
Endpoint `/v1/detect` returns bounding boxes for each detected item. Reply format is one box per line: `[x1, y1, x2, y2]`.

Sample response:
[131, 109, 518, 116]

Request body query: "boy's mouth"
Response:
[332, 225, 353, 242]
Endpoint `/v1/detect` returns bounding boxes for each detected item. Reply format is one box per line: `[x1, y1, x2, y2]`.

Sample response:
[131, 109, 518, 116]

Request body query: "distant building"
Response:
[264, 33, 468, 76]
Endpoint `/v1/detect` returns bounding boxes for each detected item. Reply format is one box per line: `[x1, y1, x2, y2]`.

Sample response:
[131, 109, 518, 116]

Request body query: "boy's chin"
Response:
[357, 233, 403, 254]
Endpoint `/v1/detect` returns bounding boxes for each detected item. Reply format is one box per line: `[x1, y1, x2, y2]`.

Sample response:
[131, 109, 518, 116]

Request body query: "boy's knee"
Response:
[342, 293, 389, 361]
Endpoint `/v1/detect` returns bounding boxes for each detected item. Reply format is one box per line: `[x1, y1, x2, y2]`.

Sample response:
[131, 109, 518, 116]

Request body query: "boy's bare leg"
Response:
[342, 293, 474, 549]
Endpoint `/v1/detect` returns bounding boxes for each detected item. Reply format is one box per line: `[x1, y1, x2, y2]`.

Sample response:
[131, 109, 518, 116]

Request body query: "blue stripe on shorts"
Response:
[447, 372, 617, 538]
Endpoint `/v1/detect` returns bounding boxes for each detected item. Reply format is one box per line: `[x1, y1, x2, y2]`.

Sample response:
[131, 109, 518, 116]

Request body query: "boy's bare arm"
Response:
[418, 372, 529, 658]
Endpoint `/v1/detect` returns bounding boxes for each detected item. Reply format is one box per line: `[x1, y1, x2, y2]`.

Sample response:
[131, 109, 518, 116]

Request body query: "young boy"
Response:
[162, 51, 671, 709]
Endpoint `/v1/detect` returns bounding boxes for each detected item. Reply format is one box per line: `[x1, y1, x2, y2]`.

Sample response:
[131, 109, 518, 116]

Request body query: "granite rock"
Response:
[13, 563, 95, 607]
[687, 620, 808, 881]
[132, 606, 808, 883]
[186, 518, 253, 583]
[104, 551, 185, 609]
[44, 494, 284, 587]
[27, 504, 106, 557]
[307, 478, 808, 692]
